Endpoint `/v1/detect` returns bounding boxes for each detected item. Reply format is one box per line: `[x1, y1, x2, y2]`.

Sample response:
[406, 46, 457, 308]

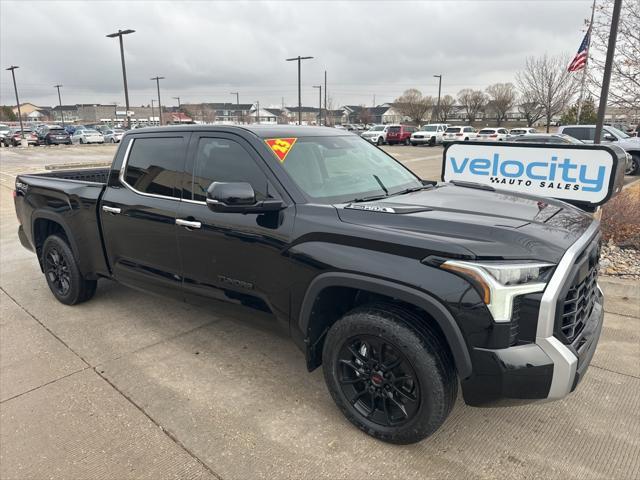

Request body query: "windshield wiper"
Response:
[388, 184, 433, 197]
[373, 175, 389, 195]
[352, 194, 389, 203]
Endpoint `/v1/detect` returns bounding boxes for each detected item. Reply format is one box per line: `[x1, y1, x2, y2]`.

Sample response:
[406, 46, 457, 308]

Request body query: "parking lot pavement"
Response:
[1, 147, 639, 479]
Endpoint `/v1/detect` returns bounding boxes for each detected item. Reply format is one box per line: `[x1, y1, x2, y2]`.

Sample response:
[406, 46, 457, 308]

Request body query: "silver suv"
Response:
[558, 125, 639, 175]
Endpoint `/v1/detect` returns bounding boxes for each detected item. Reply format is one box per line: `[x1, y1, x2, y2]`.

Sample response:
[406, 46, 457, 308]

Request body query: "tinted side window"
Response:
[189, 137, 268, 202]
[563, 127, 593, 141]
[124, 137, 185, 198]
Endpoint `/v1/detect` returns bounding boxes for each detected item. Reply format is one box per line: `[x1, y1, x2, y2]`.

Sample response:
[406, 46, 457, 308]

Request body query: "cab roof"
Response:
[126, 124, 354, 138]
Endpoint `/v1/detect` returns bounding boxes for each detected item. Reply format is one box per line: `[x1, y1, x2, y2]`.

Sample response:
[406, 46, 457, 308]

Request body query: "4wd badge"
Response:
[265, 138, 297, 162]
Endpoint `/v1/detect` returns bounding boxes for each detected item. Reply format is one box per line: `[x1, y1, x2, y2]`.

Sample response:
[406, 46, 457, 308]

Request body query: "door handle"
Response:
[102, 205, 121, 214]
[176, 218, 202, 229]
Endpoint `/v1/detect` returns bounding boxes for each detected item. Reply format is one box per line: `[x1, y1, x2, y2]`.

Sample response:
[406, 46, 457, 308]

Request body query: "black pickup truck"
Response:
[14, 125, 604, 444]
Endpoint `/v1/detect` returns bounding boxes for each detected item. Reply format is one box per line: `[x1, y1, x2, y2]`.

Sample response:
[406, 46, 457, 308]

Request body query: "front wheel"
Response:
[404, 138, 410, 145]
[429, 137, 435, 147]
[377, 137, 384, 146]
[79, 138, 84, 144]
[42, 235, 97, 305]
[322, 304, 457, 444]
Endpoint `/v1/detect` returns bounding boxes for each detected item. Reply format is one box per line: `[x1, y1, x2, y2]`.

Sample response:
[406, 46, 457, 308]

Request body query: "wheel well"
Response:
[306, 286, 453, 372]
[33, 218, 68, 265]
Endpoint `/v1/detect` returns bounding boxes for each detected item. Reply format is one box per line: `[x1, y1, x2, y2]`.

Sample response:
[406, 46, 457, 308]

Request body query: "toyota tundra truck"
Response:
[14, 125, 606, 444]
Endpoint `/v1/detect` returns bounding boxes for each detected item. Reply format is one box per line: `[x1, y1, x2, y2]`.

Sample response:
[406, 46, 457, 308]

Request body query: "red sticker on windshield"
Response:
[265, 138, 297, 162]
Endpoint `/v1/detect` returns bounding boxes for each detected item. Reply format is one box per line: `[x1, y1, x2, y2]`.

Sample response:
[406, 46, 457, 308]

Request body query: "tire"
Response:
[429, 137, 435, 147]
[377, 137, 384, 146]
[404, 138, 410, 146]
[627, 153, 639, 176]
[411, 142, 417, 146]
[322, 303, 457, 444]
[42, 235, 97, 305]
[110, 138, 116, 143]
[79, 138, 84, 144]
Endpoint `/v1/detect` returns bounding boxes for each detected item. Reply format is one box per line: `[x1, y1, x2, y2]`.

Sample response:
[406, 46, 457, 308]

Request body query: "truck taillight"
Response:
[456, 133, 463, 136]
[489, 134, 498, 138]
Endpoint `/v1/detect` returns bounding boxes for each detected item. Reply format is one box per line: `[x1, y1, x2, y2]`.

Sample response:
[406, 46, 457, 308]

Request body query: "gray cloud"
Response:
[1, 0, 592, 108]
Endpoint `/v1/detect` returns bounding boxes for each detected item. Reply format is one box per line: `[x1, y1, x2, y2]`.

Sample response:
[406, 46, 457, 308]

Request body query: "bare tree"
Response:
[517, 93, 545, 127]
[588, 0, 639, 129]
[457, 89, 487, 123]
[485, 83, 517, 126]
[393, 89, 434, 125]
[437, 94, 456, 122]
[516, 54, 577, 132]
[358, 104, 372, 124]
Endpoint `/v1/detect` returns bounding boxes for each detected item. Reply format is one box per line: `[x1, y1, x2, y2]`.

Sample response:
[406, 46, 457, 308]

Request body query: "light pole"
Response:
[151, 76, 165, 125]
[324, 70, 327, 126]
[286, 55, 314, 125]
[106, 29, 135, 128]
[173, 96, 181, 109]
[6, 66, 24, 139]
[433, 74, 442, 122]
[53, 84, 65, 127]
[151, 99, 155, 126]
[255, 100, 260, 124]
[313, 85, 322, 126]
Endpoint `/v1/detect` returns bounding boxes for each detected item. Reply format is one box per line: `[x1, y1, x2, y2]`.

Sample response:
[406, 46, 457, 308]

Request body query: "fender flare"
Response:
[298, 272, 472, 379]
[30, 210, 81, 262]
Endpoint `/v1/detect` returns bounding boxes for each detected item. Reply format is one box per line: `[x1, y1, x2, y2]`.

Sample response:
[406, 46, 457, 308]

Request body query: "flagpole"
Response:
[576, 0, 596, 125]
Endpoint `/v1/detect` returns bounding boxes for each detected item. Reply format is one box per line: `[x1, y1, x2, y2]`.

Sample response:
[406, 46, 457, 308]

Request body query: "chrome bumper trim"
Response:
[536, 220, 600, 400]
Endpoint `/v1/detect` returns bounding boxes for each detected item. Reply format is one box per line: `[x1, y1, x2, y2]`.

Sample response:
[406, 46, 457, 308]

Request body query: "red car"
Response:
[385, 125, 418, 145]
[9, 128, 39, 146]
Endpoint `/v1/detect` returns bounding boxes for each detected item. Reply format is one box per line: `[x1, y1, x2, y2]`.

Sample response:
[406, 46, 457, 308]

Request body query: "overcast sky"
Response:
[1, 0, 593, 109]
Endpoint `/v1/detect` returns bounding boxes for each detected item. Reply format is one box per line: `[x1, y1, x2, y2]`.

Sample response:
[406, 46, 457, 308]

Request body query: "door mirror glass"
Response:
[603, 133, 617, 142]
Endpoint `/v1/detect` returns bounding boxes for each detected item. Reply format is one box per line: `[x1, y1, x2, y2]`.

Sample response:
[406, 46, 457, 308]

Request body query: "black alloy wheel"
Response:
[45, 247, 71, 297]
[336, 335, 420, 427]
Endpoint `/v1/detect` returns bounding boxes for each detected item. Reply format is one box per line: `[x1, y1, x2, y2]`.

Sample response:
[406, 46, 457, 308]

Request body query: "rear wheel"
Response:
[322, 304, 457, 444]
[42, 235, 97, 305]
[626, 153, 639, 176]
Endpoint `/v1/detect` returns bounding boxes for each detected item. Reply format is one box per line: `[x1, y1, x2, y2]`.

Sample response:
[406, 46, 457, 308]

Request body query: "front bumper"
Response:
[461, 221, 603, 406]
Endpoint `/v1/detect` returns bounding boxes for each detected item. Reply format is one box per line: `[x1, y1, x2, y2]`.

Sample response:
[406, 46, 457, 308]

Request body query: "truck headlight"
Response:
[439, 260, 555, 322]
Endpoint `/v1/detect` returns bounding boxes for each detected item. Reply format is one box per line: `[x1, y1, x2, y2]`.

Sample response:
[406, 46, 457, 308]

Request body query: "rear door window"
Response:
[562, 127, 594, 141]
[123, 136, 187, 199]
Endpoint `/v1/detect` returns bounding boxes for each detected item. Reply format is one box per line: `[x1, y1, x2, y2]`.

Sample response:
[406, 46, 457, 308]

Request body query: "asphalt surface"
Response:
[0, 143, 639, 479]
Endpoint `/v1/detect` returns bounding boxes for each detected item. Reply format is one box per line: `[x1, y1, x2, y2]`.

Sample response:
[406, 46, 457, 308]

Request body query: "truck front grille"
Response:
[559, 240, 600, 344]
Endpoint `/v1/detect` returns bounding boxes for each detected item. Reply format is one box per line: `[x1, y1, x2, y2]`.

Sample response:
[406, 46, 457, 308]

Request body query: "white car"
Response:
[103, 128, 125, 143]
[442, 126, 477, 143]
[410, 124, 449, 146]
[361, 125, 389, 145]
[473, 127, 510, 142]
[509, 127, 537, 136]
[72, 128, 104, 144]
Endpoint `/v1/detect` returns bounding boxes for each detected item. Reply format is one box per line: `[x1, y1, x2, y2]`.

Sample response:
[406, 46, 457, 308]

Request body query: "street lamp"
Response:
[106, 29, 135, 128]
[151, 76, 165, 125]
[255, 100, 260, 124]
[286, 55, 314, 125]
[313, 85, 322, 126]
[151, 99, 156, 126]
[6, 66, 24, 140]
[173, 96, 181, 109]
[433, 74, 442, 122]
[53, 84, 65, 126]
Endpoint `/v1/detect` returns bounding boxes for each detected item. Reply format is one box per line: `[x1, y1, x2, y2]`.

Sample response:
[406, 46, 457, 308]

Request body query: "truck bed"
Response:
[25, 168, 110, 184]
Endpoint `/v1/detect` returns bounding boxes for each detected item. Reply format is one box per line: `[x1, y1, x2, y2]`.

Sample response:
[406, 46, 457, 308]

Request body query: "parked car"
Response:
[0, 124, 10, 146]
[71, 128, 104, 144]
[509, 127, 537, 136]
[558, 124, 640, 175]
[410, 124, 448, 146]
[386, 125, 418, 145]
[360, 125, 389, 145]
[40, 126, 72, 145]
[14, 125, 606, 444]
[442, 126, 477, 143]
[473, 127, 510, 142]
[9, 128, 39, 146]
[102, 128, 125, 143]
[511, 133, 583, 145]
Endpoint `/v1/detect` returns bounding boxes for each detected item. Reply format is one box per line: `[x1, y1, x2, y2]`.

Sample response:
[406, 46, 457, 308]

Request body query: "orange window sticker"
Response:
[265, 138, 297, 162]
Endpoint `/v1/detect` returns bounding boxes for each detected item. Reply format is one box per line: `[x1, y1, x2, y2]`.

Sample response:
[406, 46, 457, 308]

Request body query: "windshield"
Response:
[606, 126, 630, 139]
[421, 126, 438, 132]
[510, 129, 525, 134]
[280, 136, 421, 204]
[445, 127, 461, 133]
[478, 129, 496, 134]
[84, 129, 99, 134]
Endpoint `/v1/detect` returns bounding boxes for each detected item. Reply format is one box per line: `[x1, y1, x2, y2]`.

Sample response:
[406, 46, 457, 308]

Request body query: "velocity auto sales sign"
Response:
[442, 142, 623, 207]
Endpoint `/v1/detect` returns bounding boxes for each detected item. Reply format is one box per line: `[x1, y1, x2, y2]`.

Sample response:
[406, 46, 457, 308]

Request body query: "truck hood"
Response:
[617, 136, 640, 151]
[335, 183, 594, 263]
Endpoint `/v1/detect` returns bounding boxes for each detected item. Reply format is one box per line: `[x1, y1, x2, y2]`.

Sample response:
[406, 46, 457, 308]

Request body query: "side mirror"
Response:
[604, 134, 616, 142]
[206, 182, 283, 214]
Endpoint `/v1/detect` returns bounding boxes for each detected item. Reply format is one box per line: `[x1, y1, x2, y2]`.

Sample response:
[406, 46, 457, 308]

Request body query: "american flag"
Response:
[568, 29, 591, 72]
